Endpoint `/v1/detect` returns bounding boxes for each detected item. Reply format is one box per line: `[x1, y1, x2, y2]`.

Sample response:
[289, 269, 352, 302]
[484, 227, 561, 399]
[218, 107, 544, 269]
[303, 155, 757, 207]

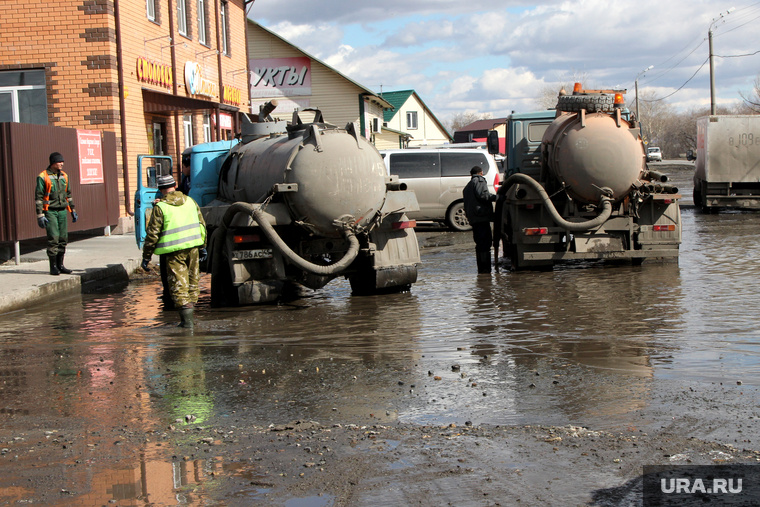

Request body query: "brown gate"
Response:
[0, 122, 119, 244]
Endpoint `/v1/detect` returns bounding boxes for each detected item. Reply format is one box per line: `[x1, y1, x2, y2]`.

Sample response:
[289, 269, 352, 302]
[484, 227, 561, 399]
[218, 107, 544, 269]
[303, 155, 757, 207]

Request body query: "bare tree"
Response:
[445, 112, 493, 133]
[660, 107, 704, 157]
[535, 70, 594, 110]
[738, 73, 760, 113]
[637, 89, 672, 148]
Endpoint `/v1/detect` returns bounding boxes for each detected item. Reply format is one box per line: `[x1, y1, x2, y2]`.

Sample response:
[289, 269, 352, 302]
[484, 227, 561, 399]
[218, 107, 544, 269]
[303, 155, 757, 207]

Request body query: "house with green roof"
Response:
[375, 90, 452, 149]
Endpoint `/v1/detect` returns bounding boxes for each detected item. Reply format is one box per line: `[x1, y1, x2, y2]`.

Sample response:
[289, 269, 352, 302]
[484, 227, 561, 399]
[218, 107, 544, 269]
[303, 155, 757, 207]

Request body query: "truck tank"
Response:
[218, 121, 388, 236]
[543, 111, 645, 203]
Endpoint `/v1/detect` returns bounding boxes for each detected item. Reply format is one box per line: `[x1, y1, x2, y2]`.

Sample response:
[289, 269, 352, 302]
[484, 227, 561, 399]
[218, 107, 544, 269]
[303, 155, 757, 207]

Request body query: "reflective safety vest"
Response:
[153, 199, 205, 255]
[38, 170, 72, 212]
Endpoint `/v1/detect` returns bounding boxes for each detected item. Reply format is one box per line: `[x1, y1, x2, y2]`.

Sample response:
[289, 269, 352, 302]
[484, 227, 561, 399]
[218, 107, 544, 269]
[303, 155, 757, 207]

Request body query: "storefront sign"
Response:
[250, 57, 311, 98]
[184, 61, 217, 99]
[77, 130, 104, 184]
[219, 113, 232, 130]
[222, 84, 242, 106]
[136, 57, 173, 89]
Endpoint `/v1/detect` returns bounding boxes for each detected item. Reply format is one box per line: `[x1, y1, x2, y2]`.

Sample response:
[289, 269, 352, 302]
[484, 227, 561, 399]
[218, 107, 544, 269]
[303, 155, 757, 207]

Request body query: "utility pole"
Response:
[709, 26, 716, 115]
[709, 7, 735, 115]
[635, 65, 653, 122]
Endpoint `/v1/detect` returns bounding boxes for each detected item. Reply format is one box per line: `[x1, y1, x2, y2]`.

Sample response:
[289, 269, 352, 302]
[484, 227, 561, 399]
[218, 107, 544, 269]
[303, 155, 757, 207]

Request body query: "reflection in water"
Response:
[2, 208, 760, 503]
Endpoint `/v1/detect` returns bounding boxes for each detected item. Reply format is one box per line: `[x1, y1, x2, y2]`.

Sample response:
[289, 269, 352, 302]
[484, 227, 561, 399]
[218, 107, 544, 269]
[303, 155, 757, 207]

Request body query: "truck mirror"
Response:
[487, 130, 499, 155]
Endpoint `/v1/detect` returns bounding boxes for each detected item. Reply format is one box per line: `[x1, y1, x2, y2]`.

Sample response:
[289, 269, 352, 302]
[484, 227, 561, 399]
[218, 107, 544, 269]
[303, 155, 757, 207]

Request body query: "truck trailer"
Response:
[693, 115, 760, 211]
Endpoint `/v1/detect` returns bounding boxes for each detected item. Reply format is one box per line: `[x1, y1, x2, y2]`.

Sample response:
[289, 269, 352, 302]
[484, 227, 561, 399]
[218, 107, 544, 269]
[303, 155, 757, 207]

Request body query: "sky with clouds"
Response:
[246, 0, 760, 123]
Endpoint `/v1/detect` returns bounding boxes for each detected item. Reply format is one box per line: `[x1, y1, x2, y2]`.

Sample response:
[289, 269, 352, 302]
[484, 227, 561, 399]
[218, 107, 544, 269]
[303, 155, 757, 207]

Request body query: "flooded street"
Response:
[2, 184, 760, 504]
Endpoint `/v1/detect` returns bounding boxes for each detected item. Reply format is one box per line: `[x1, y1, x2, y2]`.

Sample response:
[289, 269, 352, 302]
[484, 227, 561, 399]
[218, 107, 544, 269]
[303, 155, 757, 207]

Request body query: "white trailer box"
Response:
[693, 115, 760, 210]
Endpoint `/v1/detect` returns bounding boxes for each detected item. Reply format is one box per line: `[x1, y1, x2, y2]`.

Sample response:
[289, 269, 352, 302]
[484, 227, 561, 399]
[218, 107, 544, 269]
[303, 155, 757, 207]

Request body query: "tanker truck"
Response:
[135, 104, 421, 306]
[496, 84, 681, 269]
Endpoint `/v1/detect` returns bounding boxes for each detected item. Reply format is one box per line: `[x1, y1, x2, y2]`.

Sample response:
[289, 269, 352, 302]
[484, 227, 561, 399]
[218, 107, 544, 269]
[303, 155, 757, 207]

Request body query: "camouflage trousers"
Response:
[164, 247, 200, 308]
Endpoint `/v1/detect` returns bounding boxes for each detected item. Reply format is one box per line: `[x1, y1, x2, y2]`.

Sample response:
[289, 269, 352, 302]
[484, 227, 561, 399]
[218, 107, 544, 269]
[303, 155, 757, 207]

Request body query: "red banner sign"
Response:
[77, 130, 104, 184]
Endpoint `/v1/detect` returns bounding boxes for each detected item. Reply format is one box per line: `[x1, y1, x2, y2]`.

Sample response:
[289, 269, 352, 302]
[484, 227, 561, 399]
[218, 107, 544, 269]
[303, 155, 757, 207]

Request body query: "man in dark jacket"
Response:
[462, 166, 497, 273]
[35, 152, 79, 275]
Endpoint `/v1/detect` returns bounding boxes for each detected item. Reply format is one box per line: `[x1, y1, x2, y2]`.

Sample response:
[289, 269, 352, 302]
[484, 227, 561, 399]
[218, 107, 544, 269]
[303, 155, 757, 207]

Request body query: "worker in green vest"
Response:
[142, 175, 207, 328]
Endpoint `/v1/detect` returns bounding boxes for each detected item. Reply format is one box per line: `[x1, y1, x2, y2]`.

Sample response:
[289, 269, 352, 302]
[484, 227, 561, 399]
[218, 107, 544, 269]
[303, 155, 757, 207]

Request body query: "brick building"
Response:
[0, 0, 249, 227]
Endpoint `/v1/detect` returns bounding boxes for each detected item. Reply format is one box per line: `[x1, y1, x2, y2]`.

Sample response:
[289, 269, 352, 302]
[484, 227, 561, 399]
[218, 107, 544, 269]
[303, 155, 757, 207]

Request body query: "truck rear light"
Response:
[663, 199, 673, 204]
[392, 220, 416, 230]
[523, 227, 548, 236]
[493, 172, 501, 190]
[653, 224, 675, 232]
[233, 234, 261, 243]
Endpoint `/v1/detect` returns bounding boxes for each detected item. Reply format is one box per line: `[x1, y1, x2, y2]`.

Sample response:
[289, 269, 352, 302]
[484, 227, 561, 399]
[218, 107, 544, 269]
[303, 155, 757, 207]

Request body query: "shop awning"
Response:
[142, 88, 240, 114]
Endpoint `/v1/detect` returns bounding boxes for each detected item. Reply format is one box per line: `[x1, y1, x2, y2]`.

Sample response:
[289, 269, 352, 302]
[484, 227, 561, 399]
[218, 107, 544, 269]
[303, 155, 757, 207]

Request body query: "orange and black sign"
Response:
[136, 57, 173, 89]
[222, 84, 242, 106]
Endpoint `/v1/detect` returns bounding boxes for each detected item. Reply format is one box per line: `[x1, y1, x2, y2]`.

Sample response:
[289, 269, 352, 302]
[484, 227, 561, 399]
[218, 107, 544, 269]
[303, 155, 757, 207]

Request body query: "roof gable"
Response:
[381, 90, 414, 122]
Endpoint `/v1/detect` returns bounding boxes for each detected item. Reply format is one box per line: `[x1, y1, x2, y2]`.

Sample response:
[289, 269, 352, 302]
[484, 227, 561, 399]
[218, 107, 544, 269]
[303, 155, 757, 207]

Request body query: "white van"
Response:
[380, 147, 501, 231]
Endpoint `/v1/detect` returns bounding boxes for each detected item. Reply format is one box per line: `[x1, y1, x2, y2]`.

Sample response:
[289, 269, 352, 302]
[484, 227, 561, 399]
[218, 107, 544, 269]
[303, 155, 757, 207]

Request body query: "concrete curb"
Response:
[0, 234, 144, 316]
[0, 260, 143, 315]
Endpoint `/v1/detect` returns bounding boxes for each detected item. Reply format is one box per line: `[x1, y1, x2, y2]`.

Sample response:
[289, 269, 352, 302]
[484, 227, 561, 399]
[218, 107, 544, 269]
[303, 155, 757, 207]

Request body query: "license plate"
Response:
[231, 248, 273, 260]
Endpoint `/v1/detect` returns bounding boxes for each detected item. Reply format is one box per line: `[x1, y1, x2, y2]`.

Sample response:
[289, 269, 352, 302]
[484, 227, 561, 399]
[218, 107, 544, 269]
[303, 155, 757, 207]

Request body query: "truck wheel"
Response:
[445, 201, 472, 231]
[692, 186, 703, 211]
[557, 94, 614, 113]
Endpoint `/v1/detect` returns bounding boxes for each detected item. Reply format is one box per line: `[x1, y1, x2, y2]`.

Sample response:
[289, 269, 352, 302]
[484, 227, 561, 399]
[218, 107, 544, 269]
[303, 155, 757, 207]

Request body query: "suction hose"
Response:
[503, 174, 613, 232]
[218, 202, 360, 275]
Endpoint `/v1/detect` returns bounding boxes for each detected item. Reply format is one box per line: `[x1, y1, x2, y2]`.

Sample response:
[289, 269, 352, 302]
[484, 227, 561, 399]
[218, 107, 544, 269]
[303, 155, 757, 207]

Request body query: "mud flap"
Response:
[237, 279, 284, 304]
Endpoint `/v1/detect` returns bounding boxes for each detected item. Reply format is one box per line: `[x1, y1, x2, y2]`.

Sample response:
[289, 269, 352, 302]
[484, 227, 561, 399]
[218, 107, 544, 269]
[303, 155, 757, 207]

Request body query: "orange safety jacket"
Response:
[38, 169, 72, 212]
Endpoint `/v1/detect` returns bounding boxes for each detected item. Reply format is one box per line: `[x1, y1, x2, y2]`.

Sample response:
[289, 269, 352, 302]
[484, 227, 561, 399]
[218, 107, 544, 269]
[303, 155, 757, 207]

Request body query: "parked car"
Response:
[380, 147, 501, 231]
[647, 146, 663, 162]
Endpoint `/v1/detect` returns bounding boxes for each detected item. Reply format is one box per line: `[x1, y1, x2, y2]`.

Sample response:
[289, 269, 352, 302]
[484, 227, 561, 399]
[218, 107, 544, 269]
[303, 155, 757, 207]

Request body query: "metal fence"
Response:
[0, 122, 119, 245]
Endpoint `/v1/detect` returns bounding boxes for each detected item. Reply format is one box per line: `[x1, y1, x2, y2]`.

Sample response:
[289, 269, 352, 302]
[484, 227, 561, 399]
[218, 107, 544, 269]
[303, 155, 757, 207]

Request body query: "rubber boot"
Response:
[49, 256, 60, 276]
[57, 253, 72, 274]
[476, 252, 491, 274]
[178, 306, 194, 329]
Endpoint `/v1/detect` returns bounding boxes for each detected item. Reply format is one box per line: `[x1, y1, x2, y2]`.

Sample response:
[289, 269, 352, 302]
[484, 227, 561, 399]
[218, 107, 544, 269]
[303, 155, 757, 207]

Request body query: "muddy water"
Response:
[2, 201, 760, 504]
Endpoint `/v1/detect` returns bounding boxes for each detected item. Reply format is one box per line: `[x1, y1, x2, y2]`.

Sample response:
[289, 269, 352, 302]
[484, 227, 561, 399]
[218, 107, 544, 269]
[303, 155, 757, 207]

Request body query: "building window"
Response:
[0, 70, 47, 125]
[197, 0, 207, 45]
[183, 114, 194, 149]
[220, 0, 229, 55]
[203, 113, 211, 142]
[406, 111, 418, 130]
[146, 0, 156, 21]
[177, 0, 188, 36]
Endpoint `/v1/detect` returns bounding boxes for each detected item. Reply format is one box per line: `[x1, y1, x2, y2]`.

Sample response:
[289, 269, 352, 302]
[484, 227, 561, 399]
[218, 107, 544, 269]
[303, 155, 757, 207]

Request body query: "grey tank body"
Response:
[219, 124, 387, 236]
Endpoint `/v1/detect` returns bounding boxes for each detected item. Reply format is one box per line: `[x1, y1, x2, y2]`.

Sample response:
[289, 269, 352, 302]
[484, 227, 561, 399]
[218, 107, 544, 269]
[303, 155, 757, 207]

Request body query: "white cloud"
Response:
[251, 0, 760, 120]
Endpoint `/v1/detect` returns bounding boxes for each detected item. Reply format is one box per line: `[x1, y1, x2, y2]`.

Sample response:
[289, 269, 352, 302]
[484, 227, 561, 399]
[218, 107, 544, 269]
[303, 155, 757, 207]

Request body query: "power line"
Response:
[716, 49, 760, 58]
[641, 56, 710, 103]
[637, 3, 760, 103]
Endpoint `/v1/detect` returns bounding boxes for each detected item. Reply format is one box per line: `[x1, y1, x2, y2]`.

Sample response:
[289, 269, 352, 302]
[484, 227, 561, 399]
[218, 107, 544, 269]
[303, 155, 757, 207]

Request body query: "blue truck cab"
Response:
[134, 140, 237, 249]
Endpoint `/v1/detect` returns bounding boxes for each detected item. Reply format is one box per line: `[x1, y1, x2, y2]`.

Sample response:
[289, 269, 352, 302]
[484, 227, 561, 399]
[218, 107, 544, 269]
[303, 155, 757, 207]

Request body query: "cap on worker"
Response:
[157, 175, 176, 189]
[49, 152, 64, 165]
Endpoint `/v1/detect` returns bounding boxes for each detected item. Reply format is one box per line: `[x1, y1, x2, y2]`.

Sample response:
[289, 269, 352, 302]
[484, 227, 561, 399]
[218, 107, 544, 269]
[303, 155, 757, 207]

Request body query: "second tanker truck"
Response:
[496, 84, 682, 269]
[135, 104, 421, 306]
